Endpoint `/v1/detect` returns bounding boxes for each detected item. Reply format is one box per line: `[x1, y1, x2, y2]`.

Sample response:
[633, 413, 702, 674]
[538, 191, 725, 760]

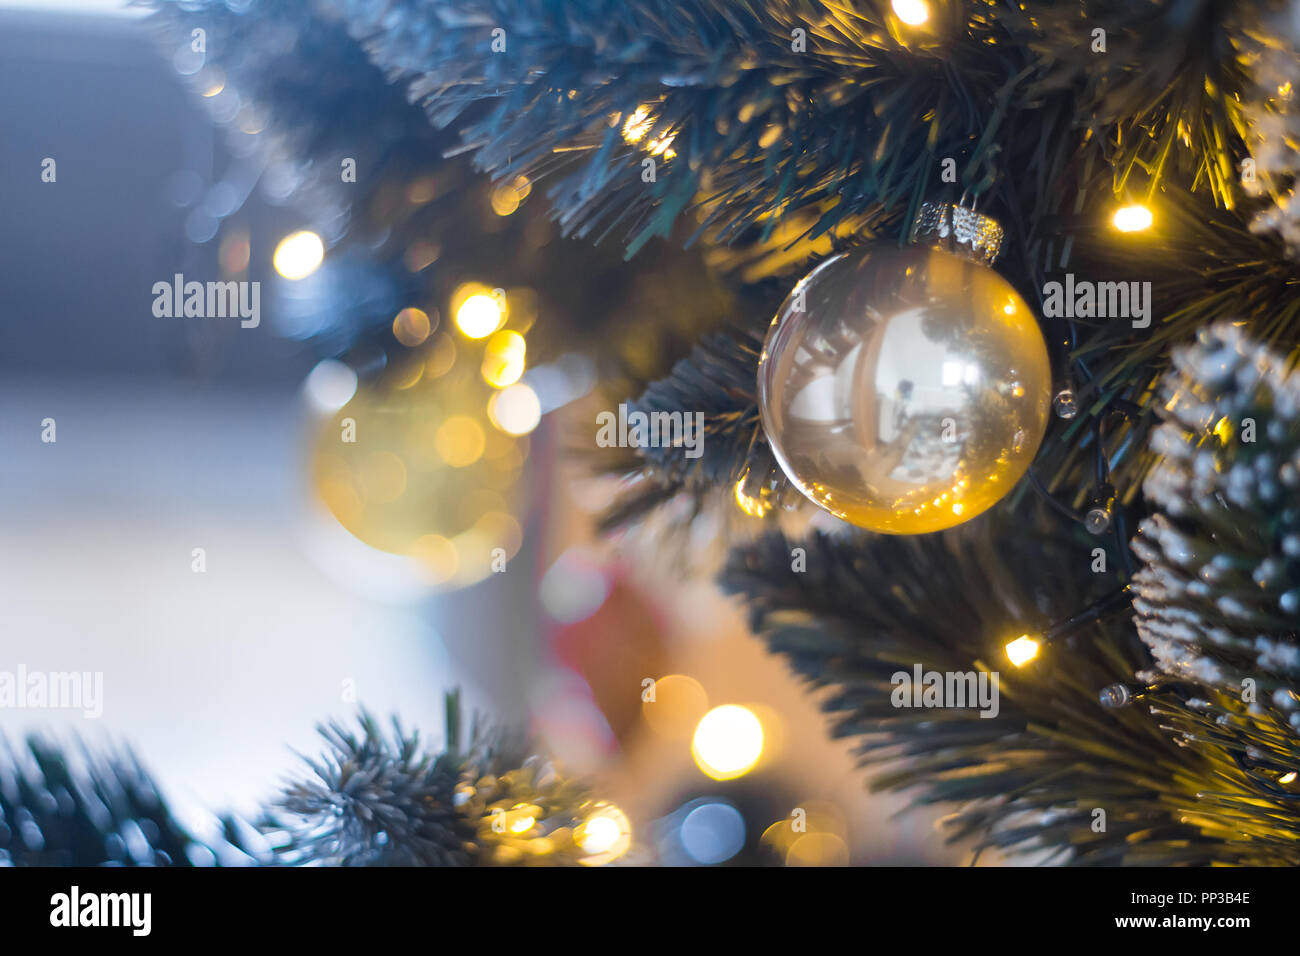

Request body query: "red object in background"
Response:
[549, 568, 669, 747]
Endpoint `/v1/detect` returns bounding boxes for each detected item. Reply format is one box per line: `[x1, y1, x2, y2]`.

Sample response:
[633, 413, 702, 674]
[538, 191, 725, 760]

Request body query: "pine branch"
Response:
[721, 519, 1300, 864]
[148, 0, 729, 376]
[0, 736, 254, 866]
[262, 695, 608, 866]
[0, 694, 623, 867]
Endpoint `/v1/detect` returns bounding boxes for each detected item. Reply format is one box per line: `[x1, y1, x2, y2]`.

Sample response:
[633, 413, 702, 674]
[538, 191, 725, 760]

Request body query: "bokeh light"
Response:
[487, 382, 541, 435]
[453, 284, 506, 338]
[577, 803, 631, 866]
[392, 307, 433, 347]
[680, 801, 746, 864]
[786, 832, 850, 867]
[490, 175, 532, 216]
[539, 549, 610, 625]
[273, 230, 324, 279]
[303, 359, 357, 414]
[481, 329, 526, 388]
[692, 705, 764, 781]
[642, 674, 710, 739]
[435, 415, 486, 467]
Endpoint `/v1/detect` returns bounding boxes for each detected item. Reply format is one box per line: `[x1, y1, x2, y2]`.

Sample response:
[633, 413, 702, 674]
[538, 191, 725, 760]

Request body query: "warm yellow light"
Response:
[487, 383, 541, 436]
[273, 230, 324, 280]
[622, 105, 654, 143]
[1280, 771, 1298, 785]
[510, 815, 535, 834]
[490, 175, 532, 216]
[892, 0, 930, 25]
[577, 803, 631, 865]
[455, 292, 505, 339]
[482, 330, 526, 388]
[734, 479, 771, 517]
[1006, 634, 1041, 667]
[621, 105, 677, 159]
[642, 674, 710, 739]
[435, 415, 486, 467]
[692, 704, 764, 781]
[1112, 204, 1153, 233]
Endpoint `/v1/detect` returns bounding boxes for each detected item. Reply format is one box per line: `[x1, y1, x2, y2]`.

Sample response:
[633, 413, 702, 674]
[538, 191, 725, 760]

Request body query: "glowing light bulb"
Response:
[1112, 204, 1153, 233]
[455, 292, 505, 338]
[692, 704, 764, 781]
[273, 230, 324, 280]
[892, 0, 930, 25]
[1280, 772, 1297, 785]
[1005, 634, 1041, 667]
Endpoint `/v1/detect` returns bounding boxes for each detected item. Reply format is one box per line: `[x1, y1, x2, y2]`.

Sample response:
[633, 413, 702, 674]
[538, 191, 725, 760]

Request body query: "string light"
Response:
[1005, 635, 1041, 667]
[1098, 679, 1191, 708]
[1112, 204, 1153, 233]
[891, 0, 929, 25]
[1005, 586, 1133, 667]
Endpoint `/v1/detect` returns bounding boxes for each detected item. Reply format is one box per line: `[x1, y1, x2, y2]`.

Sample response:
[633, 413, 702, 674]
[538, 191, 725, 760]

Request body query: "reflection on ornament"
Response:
[757, 244, 1051, 534]
[1052, 388, 1079, 420]
[311, 363, 527, 591]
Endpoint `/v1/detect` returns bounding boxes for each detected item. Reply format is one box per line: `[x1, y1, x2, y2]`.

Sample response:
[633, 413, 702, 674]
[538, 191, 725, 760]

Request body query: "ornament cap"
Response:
[909, 200, 1005, 266]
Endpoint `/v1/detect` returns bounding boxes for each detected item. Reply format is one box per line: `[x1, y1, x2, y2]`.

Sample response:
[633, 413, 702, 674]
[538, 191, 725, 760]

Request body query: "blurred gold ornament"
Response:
[311, 361, 526, 590]
[757, 209, 1050, 535]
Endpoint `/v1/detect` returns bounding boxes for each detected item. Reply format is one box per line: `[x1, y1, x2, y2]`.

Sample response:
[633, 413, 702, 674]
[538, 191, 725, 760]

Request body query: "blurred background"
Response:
[0, 0, 959, 864]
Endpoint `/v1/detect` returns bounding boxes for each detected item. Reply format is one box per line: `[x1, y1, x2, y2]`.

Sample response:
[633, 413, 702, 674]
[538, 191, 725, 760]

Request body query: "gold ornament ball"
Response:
[311, 360, 527, 589]
[757, 244, 1051, 534]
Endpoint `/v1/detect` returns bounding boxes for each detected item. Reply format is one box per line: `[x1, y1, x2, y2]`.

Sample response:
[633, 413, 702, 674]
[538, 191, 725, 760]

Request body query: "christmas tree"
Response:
[55, 0, 1293, 867]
